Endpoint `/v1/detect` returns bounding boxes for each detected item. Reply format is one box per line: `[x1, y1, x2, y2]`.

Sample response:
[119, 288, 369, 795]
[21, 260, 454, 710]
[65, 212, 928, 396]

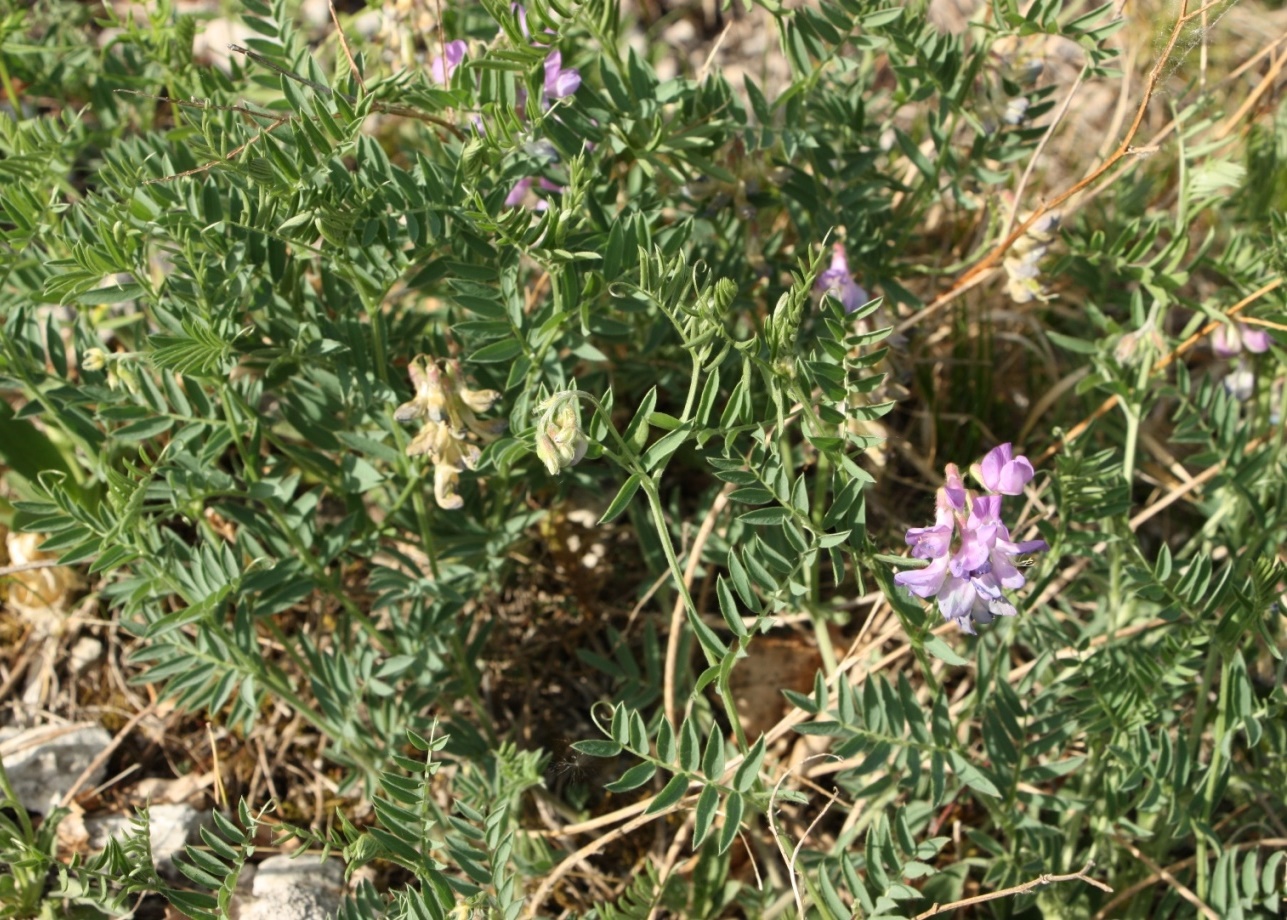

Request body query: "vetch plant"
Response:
[1, 0, 1286, 916]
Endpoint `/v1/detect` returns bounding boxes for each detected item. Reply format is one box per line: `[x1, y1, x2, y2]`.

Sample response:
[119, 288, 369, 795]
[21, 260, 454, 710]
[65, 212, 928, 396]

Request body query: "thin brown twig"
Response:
[912, 860, 1112, 919]
[524, 625, 930, 917]
[57, 704, 156, 809]
[1213, 29, 1287, 140]
[1112, 836, 1220, 920]
[533, 618, 916, 840]
[1036, 277, 1282, 463]
[1029, 438, 1262, 614]
[0, 628, 37, 705]
[644, 814, 694, 920]
[229, 43, 466, 138]
[114, 90, 294, 185]
[329, 1, 367, 94]
[768, 755, 841, 920]
[0, 558, 67, 578]
[523, 795, 698, 918]
[1002, 65, 1089, 240]
[897, 0, 1228, 336]
[117, 43, 466, 183]
[1092, 837, 1287, 919]
[663, 484, 733, 729]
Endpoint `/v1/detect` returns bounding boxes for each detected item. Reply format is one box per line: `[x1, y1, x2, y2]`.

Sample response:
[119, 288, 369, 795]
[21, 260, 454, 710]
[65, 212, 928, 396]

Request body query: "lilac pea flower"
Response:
[950, 522, 996, 578]
[543, 50, 581, 100]
[815, 242, 868, 314]
[1224, 359, 1256, 401]
[893, 554, 950, 600]
[936, 572, 1016, 635]
[978, 443, 1035, 495]
[1213, 322, 1272, 358]
[905, 522, 952, 560]
[989, 528, 1048, 590]
[429, 40, 467, 85]
[1242, 325, 1271, 353]
[1212, 324, 1241, 359]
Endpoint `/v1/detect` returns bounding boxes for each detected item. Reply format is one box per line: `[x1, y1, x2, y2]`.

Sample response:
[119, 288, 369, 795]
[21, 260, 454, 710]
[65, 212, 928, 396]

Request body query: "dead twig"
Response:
[663, 484, 733, 729]
[1036, 278, 1282, 463]
[912, 860, 1112, 919]
[1111, 836, 1219, 920]
[898, 0, 1237, 337]
[1092, 838, 1287, 919]
[57, 704, 156, 809]
[328, 1, 367, 94]
[0, 558, 66, 578]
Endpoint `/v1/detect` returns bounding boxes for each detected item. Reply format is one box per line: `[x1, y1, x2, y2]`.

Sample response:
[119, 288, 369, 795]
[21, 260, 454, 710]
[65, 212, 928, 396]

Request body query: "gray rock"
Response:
[238, 853, 346, 920]
[0, 723, 112, 813]
[84, 803, 207, 873]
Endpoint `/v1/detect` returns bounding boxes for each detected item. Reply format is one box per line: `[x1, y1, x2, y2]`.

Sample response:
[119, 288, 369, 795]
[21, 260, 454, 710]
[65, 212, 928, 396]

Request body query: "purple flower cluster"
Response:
[893, 444, 1048, 634]
[1211, 321, 1270, 359]
[1212, 322, 1273, 401]
[428, 8, 581, 212]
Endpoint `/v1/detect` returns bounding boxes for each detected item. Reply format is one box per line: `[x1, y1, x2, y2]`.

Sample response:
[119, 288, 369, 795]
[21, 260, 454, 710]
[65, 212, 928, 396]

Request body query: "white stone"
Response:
[85, 803, 206, 873]
[68, 637, 103, 674]
[238, 853, 346, 920]
[0, 723, 112, 813]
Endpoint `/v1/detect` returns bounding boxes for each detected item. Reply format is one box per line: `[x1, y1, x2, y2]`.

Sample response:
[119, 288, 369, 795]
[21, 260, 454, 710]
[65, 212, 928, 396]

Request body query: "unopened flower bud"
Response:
[1003, 97, 1030, 125]
[82, 348, 108, 372]
[534, 390, 588, 475]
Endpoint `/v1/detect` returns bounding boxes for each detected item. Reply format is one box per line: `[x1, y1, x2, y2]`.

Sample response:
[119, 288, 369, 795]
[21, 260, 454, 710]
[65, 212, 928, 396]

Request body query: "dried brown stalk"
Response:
[911, 860, 1112, 919]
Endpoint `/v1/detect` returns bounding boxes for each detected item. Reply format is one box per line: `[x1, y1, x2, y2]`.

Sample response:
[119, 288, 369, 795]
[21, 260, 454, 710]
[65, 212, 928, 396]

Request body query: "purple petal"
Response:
[894, 556, 948, 598]
[512, 2, 530, 38]
[1211, 324, 1240, 358]
[938, 576, 979, 632]
[987, 553, 1025, 590]
[943, 464, 967, 510]
[1009, 537, 1048, 555]
[430, 40, 467, 84]
[543, 51, 580, 99]
[829, 244, 850, 276]
[505, 176, 533, 208]
[970, 570, 1003, 600]
[551, 68, 581, 98]
[905, 523, 952, 559]
[968, 494, 1002, 527]
[987, 597, 1017, 618]
[979, 443, 1011, 492]
[997, 455, 1035, 494]
[1241, 324, 1271, 353]
[1224, 361, 1256, 400]
[950, 522, 994, 577]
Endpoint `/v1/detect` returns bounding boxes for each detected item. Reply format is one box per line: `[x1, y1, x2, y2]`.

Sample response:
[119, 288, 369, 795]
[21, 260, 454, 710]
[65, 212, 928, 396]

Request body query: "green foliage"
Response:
[1, 0, 1285, 916]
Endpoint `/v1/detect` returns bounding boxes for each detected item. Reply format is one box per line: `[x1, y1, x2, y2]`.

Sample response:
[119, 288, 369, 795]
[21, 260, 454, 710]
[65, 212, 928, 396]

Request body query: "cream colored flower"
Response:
[533, 389, 587, 475]
[396, 356, 503, 510]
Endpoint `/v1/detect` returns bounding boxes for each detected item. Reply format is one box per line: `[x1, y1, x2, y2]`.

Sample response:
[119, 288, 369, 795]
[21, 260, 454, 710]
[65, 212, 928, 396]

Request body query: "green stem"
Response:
[410, 487, 442, 579]
[1194, 650, 1230, 902]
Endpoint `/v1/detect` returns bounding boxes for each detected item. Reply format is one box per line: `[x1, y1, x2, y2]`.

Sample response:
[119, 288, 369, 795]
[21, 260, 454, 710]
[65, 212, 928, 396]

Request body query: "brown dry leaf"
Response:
[729, 632, 822, 739]
[4, 531, 81, 635]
